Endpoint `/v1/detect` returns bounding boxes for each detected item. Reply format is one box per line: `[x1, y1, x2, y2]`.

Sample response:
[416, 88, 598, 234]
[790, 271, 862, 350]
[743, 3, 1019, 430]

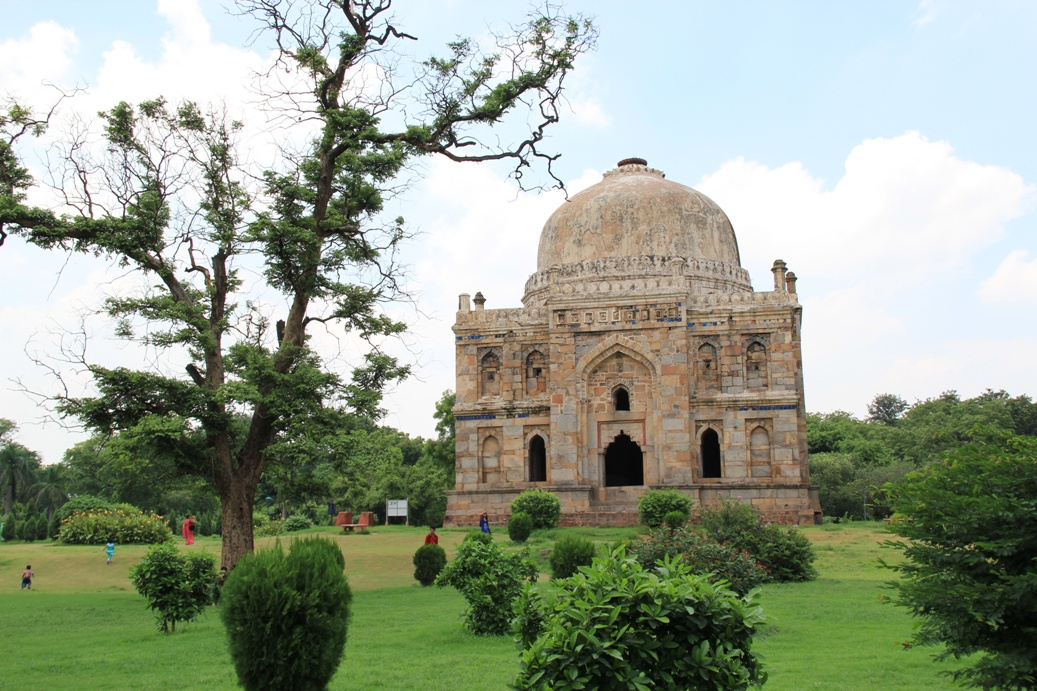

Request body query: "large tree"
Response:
[883, 429, 1037, 689]
[0, 1, 595, 567]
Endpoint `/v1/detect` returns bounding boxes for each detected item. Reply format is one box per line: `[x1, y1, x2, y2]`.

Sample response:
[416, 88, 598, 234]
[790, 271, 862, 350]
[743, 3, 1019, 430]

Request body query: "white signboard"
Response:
[386, 499, 408, 517]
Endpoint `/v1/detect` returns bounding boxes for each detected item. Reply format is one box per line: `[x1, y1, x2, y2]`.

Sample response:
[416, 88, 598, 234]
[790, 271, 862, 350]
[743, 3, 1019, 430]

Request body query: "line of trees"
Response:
[808, 389, 1037, 520]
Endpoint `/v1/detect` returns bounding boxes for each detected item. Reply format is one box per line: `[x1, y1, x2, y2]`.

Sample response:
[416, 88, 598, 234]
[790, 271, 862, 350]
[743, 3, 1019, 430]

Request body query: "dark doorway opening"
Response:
[701, 428, 722, 478]
[529, 435, 547, 482]
[604, 432, 644, 486]
[614, 387, 630, 411]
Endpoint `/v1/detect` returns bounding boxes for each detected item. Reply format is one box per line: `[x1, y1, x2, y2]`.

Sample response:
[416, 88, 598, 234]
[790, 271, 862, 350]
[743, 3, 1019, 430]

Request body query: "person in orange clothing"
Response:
[181, 515, 196, 545]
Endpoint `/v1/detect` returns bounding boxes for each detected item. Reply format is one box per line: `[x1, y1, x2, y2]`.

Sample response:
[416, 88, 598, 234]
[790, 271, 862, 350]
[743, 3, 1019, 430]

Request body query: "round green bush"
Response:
[56, 495, 113, 522]
[637, 489, 692, 527]
[663, 510, 687, 529]
[508, 512, 533, 542]
[131, 542, 216, 632]
[413, 543, 447, 586]
[283, 514, 314, 532]
[222, 537, 352, 691]
[511, 489, 561, 530]
[549, 534, 596, 580]
[628, 526, 768, 595]
[514, 549, 766, 689]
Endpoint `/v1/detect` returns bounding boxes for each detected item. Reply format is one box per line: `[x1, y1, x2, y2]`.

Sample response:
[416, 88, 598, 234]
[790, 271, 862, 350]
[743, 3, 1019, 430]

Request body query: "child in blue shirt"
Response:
[105, 541, 116, 565]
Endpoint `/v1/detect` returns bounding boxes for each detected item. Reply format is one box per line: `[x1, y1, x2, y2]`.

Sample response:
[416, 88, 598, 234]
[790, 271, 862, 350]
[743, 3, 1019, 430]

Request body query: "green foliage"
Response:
[510, 489, 561, 530]
[56, 495, 117, 521]
[508, 511, 533, 542]
[514, 549, 766, 690]
[131, 542, 217, 632]
[548, 534, 596, 580]
[811, 453, 917, 520]
[436, 534, 539, 635]
[637, 488, 692, 527]
[867, 393, 909, 425]
[282, 514, 314, 532]
[699, 497, 817, 583]
[663, 510, 688, 529]
[59, 508, 173, 544]
[0, 513, 14, 540]
[628, 526, 768, 596]
[413, 543, 447, 586]
[221, 537, 352, 691]
[19, 516, 37, 541]
[883, 430, 1037, 689]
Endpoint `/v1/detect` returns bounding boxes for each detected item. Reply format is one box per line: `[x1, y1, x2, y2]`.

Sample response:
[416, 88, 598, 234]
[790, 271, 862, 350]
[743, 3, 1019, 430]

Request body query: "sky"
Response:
[1, 0, 1035, 464]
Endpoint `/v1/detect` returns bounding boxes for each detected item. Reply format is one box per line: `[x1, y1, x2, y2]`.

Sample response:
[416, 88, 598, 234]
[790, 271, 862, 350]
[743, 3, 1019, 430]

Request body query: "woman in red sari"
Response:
[181, 516, 196, 545]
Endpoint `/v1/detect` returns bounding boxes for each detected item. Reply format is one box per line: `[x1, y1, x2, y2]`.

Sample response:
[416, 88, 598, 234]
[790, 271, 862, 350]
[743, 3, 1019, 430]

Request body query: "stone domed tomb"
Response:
[446, 159, 821, 526]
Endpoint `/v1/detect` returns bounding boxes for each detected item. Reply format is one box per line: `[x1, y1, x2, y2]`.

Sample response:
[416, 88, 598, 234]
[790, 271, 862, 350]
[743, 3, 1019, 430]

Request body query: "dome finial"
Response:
[617, 157, 647, 167]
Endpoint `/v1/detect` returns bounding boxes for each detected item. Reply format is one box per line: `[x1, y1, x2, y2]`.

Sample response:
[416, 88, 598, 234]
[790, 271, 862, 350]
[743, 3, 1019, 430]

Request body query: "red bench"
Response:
[338, 511, 375, 533]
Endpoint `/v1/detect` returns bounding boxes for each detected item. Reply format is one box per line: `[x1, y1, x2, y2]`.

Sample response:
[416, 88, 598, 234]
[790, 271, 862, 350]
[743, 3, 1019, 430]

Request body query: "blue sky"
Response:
[1, 0, 1035, 463]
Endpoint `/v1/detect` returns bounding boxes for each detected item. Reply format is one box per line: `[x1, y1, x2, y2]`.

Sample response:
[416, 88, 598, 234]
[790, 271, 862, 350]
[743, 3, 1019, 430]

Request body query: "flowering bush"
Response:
[59, 509, 173, 544]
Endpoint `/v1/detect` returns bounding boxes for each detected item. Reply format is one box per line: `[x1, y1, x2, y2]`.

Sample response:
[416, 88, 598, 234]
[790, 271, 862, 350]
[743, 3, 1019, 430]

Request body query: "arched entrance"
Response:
[604, 432, 644, 486]
[528, 435, 547, 482]
[701, 428, 722, 478]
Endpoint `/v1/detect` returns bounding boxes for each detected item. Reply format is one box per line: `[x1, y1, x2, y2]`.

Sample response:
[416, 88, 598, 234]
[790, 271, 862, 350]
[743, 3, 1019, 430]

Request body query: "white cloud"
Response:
[698, 132, 1035, 290]
[980, 250, 1037, 304]
[0, 21, 78, 100]
[566, 93, 611, 128]
[912, 0, 938, 27]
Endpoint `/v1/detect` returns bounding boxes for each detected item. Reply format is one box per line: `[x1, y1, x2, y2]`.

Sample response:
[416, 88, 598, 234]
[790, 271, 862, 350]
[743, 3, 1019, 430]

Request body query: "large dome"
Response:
[536, 159, 742, 272]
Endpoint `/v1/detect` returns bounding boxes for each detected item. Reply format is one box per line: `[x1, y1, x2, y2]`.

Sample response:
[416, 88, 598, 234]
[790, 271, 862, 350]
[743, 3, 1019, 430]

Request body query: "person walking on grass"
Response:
[424, 527, 439, 545]
[479, 511, 491, 534]
[21, 564, 34, 589]
[181, 515, 196, 545]
[105, 540, 116, 565]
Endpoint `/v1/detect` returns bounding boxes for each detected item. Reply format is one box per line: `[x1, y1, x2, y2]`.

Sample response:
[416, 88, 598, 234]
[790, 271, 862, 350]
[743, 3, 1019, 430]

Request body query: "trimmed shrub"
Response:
[510, 489, 561, 530]
[222, 537, 352, 691]
[628, 526, 768, 596]
[283, 514, 314, 532]
[514, 549, 766, 689]
[413, 543, 447, 586]
[56, 495, 114, 522]
[59, 508, 172, 544]
[663, 510, 687, 530]
[131, 542, 217, 633]
[47, 514, 60, 540]
[436, 535, 539, 635]
[549, 534, 596, 580]
[19, 517, 36, 542]
[255, 518, 284, 537]
[637, 489, 692, 527]
[1, 514, 15, 541]
[508, 512, 533, 542]
[699, 497, 816, 583]
[464, 530, 494, 546]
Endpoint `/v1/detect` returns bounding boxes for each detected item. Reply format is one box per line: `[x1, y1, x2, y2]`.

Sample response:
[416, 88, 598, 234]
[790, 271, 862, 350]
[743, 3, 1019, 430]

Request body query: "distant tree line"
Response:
[0, 389, 456, 539]
[808, 389, 1037, 520]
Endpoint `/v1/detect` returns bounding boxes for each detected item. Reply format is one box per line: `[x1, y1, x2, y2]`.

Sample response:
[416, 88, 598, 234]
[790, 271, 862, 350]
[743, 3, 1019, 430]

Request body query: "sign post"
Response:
[386, 499, 409, 526]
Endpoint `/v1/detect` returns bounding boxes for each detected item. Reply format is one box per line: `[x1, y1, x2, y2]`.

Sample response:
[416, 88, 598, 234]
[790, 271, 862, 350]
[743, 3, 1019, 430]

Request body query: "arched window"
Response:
[480, 351, 500, 397]
[614, 386, 630, 411]
[481, 435, 500, 484]
[701, 428, 722, 478]
[525, 350, 546, 395]
[746, 342, 768, 389]
[698, 343, 720, 391]
[528, 435, 547, 482]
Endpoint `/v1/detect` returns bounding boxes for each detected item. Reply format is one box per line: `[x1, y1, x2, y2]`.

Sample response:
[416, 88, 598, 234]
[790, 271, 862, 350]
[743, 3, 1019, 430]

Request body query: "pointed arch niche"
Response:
[700, 427, 722, 479]
[528, 434, 547, 482]
[480, 434, 500, 484]
[604, 431, 644, 487]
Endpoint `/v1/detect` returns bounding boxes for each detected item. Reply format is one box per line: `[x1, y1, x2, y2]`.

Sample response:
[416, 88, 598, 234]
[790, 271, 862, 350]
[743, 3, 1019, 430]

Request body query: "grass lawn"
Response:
[0, 522, 961, 689]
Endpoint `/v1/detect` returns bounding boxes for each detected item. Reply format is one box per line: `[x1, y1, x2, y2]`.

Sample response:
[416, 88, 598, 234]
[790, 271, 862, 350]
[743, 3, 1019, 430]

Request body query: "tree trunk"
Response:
[220, 469, 260, 569]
